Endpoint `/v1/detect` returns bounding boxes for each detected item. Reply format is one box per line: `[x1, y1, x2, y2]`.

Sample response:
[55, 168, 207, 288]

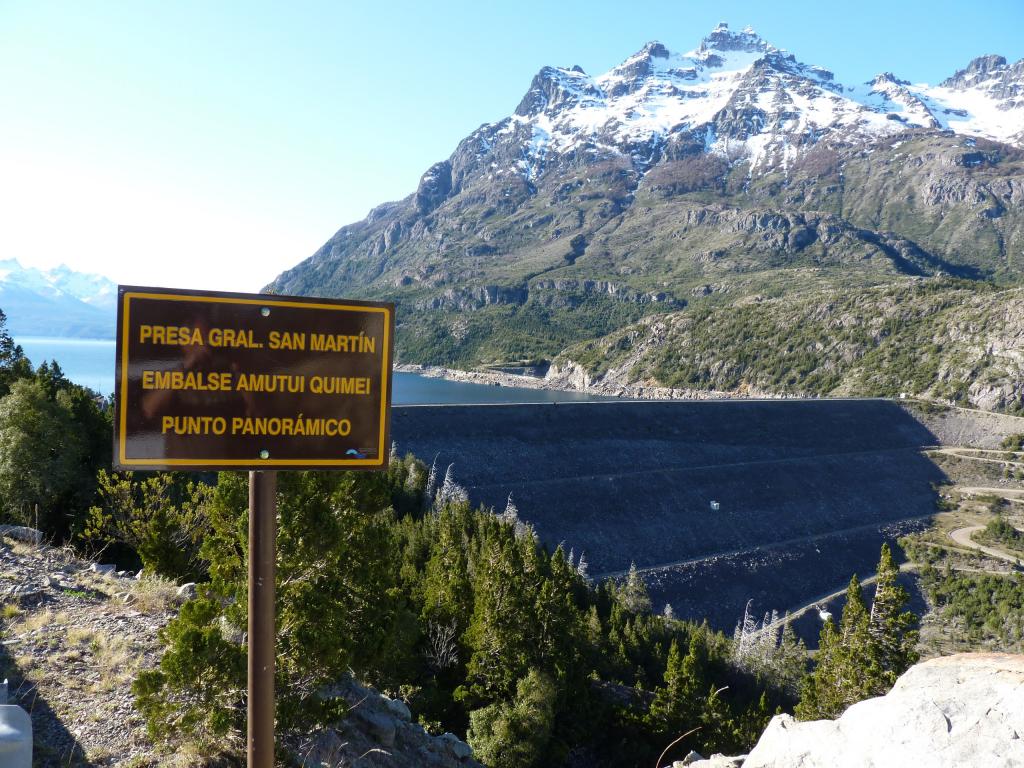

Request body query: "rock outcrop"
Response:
[291, 676, 481, 768]
[686, 653, 1024, 768]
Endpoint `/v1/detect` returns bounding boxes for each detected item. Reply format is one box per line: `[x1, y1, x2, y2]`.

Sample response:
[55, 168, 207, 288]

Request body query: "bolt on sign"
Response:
[113, 286, 394, 470]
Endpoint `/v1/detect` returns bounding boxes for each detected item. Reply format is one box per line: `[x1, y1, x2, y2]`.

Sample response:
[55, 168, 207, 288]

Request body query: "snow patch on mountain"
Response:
[497, 23, 1024, 179]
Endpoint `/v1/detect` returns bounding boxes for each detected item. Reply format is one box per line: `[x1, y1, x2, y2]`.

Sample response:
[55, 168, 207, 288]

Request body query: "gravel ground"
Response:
[0, 534, 179, 766]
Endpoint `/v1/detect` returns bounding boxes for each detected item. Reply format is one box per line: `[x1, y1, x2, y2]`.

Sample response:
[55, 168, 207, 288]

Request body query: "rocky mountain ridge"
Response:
[268, 24, 1024, 411]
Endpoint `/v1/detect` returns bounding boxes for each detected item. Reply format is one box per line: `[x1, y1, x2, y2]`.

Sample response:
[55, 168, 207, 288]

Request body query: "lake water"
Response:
[13, 336, 606, 404]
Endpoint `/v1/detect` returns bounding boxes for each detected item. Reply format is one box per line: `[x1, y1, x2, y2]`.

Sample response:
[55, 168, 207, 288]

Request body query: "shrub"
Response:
[80, 471, 213, 581]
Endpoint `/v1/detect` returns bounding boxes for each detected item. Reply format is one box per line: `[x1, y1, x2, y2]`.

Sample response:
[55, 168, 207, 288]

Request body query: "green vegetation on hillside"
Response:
[920, 567, 1024, 650]
[132, 459, 790, 766]
[1002, 434, 1024, 452]
[397, 295, 673, 367]
[796, 544, 918, 721]
[976, 515, 1024, 552]
[267, 129, 1024, 414]
[562, 278, 1023, 412]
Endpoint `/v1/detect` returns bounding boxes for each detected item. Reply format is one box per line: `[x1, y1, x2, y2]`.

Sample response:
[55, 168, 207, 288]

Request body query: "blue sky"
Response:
[2, 0, 1022, 291]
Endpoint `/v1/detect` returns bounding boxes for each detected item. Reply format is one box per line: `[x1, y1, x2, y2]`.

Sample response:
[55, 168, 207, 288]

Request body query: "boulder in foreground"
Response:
[692, 653, 1024, 768]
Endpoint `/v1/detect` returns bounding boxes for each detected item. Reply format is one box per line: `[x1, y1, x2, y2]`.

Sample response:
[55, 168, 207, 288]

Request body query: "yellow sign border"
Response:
[117, 290, 392, 468]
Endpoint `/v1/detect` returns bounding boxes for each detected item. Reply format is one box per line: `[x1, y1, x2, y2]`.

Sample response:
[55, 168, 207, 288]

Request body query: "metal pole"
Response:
[248, 470, 277, 768]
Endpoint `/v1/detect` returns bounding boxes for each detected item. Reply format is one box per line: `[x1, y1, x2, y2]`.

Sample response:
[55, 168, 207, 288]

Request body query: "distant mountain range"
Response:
[0, 259, 116, 338]
[266, 23, 1024, 412]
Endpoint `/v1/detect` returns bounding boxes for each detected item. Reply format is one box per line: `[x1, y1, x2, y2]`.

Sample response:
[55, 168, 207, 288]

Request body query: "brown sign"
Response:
[114, 286, 394, 470]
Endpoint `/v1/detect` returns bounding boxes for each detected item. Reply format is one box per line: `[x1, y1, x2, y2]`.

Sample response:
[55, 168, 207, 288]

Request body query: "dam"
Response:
[391, 399, 944, 632]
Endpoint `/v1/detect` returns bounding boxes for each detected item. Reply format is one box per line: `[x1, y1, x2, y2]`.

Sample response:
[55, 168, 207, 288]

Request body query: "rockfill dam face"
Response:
[392, 400, 944, 631]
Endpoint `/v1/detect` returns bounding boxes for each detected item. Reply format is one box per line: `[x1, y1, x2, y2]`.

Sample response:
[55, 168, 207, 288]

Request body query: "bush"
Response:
[1001, 434, 1023, 452]
[467, 669, 557, 768]
[134, 469, 418, 748]
[0, 377, 107, 538]
[80, 471, 213, 581]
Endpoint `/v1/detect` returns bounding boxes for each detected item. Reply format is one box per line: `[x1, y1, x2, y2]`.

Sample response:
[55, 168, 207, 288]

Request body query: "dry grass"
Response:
[4, 537, 45, 557]
[158, 742, 221, 767]
[67, 626, 97, 646]
[88, 631, 137, 692]
[127, 574, 181, 614]
[12, 607, 68, 634]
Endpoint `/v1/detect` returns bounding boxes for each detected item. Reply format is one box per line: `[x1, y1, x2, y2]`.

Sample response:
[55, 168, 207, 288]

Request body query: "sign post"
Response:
[113, 286, 394, 766]
[248, 469, 277, 768]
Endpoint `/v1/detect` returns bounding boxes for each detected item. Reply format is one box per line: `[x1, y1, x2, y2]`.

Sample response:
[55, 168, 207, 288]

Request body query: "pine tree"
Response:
[699, 682, 736, 755]
[466, 669, 557, 768]
[795, 615, 841, 720]
[868, 543, 919, 691]
[620, 562, 652, 615]
[576, 551, 589, 580]
[134, 470, 415, 741]
[796, 574, 883, 720]
[500, 493, 518, 525]
[736, 691, 773, 750]
[436, 463, 469, 507]
[422, 502, 473, 634]
[465, 534, 535, 698]
[771, 616, 808, 696]
[423, 456, 439, 511]
[648, 638, 701, 731]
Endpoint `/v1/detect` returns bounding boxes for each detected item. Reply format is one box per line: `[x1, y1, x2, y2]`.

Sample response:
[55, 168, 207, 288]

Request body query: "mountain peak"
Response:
[637, 40, 670, 59]
[941, 54, 1010, 89]
[698, 22, 771, 55]
[871, 72, 911, 87]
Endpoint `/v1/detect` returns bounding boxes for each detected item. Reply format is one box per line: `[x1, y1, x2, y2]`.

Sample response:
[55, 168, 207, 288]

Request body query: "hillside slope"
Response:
[268, 24, 1024, 411]
[551, 281, 1024, 413]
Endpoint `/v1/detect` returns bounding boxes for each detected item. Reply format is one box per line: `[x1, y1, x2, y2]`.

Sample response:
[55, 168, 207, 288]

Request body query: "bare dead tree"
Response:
[424, 620, 459, 672]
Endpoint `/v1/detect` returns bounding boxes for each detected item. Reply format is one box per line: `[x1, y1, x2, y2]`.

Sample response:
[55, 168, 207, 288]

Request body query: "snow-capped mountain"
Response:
[269, 22, 1024, 373]
[0, 259, 117, 338]
[492, 22, 1024, 174]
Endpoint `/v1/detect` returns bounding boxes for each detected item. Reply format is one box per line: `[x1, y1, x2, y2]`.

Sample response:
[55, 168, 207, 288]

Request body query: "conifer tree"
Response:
[868, 543, 919, 690]
[423, 456, 439, 511]
[699, 682, 736, 755]
[770, 616, 808, 696]
[648, 639, 691, 729]
[620, 562, 652, 615]
[500, 493, 518, 525]
[0, 309, 30, 398]
[465, 533, 535, 699]
[135, 470, 416, 740]
[436, 463, 469, 507]
[795, 614, 841, 720]
[576, 551, 589, 580]
[422, 501, 473, 634]
[648, 631, 710, 739]
[796, 574, 883, 720]
[736, 691, 774, 750]
[466, 669, 557, 768]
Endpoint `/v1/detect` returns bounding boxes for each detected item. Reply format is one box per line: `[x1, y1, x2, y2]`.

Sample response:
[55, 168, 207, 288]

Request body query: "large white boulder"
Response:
[739, 653, 1024, 768]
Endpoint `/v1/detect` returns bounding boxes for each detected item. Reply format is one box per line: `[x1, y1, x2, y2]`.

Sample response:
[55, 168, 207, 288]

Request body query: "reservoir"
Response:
[13, 336, 604, 405]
